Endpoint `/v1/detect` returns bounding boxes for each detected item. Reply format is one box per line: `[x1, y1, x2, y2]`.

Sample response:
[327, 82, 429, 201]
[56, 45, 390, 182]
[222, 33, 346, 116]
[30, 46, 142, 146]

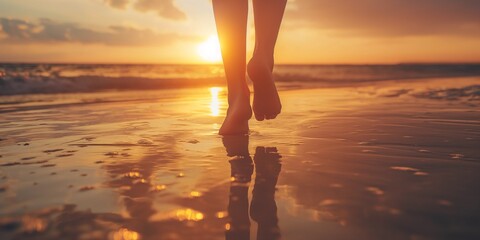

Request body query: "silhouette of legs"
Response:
[213, 0, 287, 134]
[223, 136, 253, 240]
[250, 147, 282, 240]
[248, 0, 287, 121]
[222, 137, 282, 240]
[213, 0, 252, 135]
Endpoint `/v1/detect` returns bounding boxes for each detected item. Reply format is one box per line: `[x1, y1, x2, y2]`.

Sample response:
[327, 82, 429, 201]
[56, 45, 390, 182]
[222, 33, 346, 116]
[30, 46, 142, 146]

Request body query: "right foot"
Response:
[219, 91, 252, 135]
[247, 57, 282, 121]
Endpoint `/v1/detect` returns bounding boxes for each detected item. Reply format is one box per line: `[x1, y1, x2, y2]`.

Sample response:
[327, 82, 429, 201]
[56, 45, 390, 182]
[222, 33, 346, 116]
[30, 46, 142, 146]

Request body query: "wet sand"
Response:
[0, 77, 479, 240]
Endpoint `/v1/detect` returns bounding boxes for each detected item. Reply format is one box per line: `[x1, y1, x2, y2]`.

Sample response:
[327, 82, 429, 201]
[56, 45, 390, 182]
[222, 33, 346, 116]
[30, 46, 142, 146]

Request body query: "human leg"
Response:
[212, 0, 252, 135]
[247, 0, 287, 121]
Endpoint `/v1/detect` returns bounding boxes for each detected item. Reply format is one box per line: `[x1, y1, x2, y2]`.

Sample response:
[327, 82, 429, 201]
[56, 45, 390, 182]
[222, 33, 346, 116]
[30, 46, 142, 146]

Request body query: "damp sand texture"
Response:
[0, 76, 480, 240]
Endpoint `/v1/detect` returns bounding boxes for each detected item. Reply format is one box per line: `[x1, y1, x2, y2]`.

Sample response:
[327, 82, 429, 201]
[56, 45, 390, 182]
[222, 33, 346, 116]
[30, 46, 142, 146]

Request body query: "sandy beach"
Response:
[0, 76, 479, 239]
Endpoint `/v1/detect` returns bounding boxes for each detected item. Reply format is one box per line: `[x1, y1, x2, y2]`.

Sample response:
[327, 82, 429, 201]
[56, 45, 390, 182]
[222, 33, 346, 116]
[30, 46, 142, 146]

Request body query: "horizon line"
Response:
[1, 61, 480, 65]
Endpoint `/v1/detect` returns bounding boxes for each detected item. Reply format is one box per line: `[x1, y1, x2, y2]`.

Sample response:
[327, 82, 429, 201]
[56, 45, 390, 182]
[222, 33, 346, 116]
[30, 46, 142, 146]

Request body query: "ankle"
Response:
[250, 51, 274, 69]
[228, 88, 250, 103]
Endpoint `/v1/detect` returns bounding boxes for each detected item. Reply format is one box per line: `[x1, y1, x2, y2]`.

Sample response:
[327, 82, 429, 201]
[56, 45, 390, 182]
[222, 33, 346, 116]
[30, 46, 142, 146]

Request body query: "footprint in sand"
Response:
[43, 149, 63, 154]
[40, 164, 56, 168]
[105, 152, 120, 157]
[78, 186, 95, 192]
[56, 153, 74, 158]
[137, 139, 154, 145]
[0, 162, 21, 167]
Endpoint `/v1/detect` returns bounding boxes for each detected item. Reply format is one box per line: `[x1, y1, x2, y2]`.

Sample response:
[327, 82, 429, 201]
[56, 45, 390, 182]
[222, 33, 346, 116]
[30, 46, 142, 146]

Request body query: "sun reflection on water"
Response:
[190, 191, 202, 197]
[124, 171, 141, 179]
[176, 208, 204, 221]
[110, 228, 140, 240]
[210, 87, 222, 116]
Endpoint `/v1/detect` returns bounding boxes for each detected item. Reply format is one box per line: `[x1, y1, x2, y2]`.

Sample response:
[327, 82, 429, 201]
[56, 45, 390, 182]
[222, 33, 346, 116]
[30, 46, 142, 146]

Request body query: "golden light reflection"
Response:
[175, 208, 204, 221]
[210, 87, 222, 116]
[110, 227, 140, 240]
[216, 211, 228, 219]
[124, 171, 141, 179]
[190, 191, 202, 197]
[154, 184, 166, 191]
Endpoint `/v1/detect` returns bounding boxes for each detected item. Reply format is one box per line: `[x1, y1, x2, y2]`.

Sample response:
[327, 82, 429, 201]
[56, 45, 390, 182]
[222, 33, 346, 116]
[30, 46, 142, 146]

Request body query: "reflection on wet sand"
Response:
[223, 136, 281, 240]
[1, 79, 480, 239]
[103, 150, 168, 236]
[0, 131, 282, 239]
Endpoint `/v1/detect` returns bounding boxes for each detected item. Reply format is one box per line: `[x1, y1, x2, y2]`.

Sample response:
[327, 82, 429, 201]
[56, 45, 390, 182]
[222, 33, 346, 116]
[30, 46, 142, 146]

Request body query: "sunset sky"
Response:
[1, 0, 479, 64]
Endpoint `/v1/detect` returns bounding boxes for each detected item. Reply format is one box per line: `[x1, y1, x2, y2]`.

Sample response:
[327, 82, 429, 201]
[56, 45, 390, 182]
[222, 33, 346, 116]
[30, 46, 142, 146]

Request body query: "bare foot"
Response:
[247, 57, 282, 121]
[219, 90, 252, 135]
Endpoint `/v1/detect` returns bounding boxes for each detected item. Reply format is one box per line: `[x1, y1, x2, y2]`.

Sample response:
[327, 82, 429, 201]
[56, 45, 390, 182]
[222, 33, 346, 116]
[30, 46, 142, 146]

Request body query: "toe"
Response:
[253, 107, 265, 121]
[255, 113, 265, 121]
[265, 114, 277, 120]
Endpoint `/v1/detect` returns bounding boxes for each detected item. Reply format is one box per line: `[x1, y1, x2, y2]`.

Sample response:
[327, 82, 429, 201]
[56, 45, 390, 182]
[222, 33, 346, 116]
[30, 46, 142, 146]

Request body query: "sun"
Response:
[197, 36, 222, 63]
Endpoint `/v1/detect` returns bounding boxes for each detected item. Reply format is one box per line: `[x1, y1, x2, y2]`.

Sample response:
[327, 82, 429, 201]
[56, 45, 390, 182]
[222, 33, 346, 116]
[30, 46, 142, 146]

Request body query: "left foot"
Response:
[247, 56, 282, 121]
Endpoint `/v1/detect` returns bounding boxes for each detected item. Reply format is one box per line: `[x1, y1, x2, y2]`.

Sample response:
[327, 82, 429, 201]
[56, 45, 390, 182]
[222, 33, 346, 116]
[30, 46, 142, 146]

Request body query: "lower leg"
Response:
[248, 0, 287, 121]
[251, 0, 287, 67]
[212, 0, 252, 135]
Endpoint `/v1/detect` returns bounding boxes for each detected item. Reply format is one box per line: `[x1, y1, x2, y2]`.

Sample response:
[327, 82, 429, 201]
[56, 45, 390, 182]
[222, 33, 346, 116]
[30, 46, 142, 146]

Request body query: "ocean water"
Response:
[1, 63, 480, 95]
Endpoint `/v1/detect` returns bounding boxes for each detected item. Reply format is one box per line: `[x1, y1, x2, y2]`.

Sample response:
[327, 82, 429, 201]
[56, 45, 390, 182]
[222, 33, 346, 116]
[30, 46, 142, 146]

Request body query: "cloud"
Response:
[104, 0, 130, 9]
[0, 17, 197, 46]
[289, 0, 480, 37]
[134, 0, 186, 20]
[104, 0, 186, 20]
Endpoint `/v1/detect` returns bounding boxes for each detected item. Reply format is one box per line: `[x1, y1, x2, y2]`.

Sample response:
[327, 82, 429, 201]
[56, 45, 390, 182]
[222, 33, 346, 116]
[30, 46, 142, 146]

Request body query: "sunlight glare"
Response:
[176, 208, 204, 221]
[197, 36, 222, 63]
[110, 228, 140, 240]
[210, 87, 222, 116]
